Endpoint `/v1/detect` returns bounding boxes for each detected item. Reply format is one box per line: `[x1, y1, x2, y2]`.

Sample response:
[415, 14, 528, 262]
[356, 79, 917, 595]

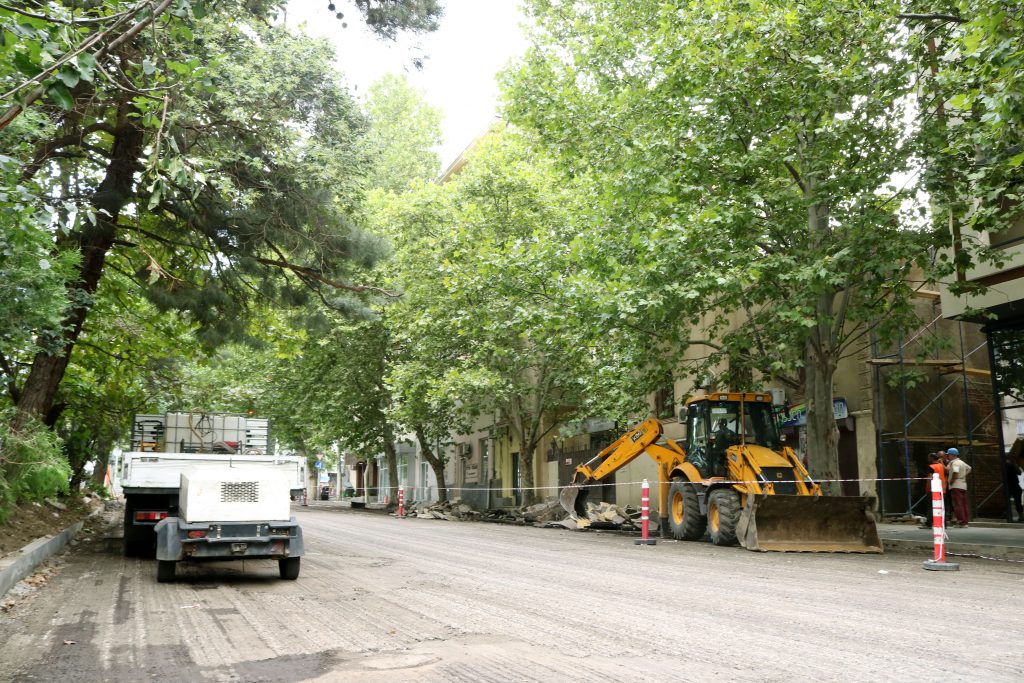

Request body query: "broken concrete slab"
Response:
[523, 499, 564, 524]
[544, 519, 577, 530]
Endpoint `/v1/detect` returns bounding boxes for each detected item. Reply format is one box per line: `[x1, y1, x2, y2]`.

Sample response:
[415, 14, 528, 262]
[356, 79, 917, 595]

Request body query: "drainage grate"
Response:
[220, 481, 259, 503]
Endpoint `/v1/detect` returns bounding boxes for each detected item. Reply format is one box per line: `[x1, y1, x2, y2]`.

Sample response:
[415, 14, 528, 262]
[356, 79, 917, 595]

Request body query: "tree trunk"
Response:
[800, 160, 841, 491]
[90, 447, 112, 491]
[508, 402, 546, 506]
[806, 290, 839, 491]
[414, 426, 448, 503]
[382, 438, 399, 511]
[14, 102, 144, 429]
[520, 444, 537, 505]
[508, 410, 536, 506]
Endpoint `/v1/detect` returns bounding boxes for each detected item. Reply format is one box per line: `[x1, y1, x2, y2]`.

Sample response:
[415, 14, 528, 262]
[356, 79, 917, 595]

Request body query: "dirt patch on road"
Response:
[0, 498, 96, 559]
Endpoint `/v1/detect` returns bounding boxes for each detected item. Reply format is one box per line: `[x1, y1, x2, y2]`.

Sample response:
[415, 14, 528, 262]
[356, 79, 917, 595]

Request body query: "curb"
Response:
[882, 538, 1024, 561]
[0, 519, 85, 599]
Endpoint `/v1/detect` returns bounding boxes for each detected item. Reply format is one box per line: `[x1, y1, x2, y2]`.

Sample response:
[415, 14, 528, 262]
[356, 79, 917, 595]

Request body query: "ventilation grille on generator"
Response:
[220, 481, 259, 503]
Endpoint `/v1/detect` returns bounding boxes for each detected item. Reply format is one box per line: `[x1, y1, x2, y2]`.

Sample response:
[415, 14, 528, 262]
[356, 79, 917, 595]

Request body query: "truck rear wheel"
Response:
[668, 479, 705, 541]
[279, 557, 300, 580]
[157, 560, 176, 583]
[707, 488, 741, 546]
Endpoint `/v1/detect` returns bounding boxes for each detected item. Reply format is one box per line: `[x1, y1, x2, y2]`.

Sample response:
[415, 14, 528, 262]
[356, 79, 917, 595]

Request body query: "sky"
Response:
[285, 0, 531, 169]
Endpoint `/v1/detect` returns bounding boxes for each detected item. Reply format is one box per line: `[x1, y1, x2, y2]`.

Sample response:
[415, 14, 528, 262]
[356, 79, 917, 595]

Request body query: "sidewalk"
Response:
[878, 520, 1024, 561]
[295, 499, 390, 512]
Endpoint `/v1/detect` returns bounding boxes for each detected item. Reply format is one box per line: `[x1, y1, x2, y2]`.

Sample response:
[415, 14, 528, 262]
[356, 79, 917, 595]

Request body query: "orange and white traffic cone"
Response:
[634, 479, 657, 546]
[923, 473, 959, 571]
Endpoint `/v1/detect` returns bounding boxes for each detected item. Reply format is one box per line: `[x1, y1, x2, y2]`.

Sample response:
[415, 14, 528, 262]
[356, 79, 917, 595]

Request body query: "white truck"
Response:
[119, 413, 305, 581]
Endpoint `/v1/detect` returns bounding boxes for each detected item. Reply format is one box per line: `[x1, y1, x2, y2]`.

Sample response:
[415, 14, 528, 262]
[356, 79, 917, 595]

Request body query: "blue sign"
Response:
[315, 459, 324, 470]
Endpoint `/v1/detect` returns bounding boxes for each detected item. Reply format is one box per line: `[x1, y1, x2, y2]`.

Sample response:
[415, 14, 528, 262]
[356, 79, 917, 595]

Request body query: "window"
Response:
[654, 376, 675, 420]
[398, 456, 408, 487]
[988, 196, 1024, 249]
[419, 461, 430, 501]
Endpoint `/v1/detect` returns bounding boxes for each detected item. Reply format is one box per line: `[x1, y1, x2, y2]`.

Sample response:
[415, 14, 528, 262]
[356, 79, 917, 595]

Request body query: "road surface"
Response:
[1, 506, 1023, 682]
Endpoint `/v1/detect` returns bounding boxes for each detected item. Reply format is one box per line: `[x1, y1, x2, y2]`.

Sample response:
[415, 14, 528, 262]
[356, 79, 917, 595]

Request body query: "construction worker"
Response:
[945, 448, 972, 527]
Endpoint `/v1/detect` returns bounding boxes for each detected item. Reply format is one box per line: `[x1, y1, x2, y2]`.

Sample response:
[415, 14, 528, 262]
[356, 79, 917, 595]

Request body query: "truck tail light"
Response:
[135, 511, 167, 522]
[269, 527, 291, 537]
[186, 530, 207, 539]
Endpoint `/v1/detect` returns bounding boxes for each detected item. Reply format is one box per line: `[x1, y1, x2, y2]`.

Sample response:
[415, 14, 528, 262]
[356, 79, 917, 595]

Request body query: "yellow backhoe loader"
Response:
[559, 392, 881, 552]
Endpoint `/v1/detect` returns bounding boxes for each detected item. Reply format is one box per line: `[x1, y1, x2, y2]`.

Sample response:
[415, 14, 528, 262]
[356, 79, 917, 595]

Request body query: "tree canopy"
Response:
[502, 0, 940, 479]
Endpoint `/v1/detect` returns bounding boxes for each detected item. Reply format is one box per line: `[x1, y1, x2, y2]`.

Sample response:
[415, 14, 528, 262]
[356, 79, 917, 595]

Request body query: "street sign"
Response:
[315, 460, 324, 470]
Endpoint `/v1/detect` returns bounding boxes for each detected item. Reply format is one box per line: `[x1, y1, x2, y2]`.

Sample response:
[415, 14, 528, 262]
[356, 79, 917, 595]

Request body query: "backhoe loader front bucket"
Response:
[737, 494, 882, 553]
[559, 484, 588, 519]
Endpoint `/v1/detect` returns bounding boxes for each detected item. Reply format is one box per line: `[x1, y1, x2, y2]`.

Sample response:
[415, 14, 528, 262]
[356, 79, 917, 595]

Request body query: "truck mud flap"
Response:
[737, 494, 882, 553]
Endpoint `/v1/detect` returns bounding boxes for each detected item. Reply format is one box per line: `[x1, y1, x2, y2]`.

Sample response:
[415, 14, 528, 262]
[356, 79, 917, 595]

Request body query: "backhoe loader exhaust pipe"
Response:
[737, 494, 882, 553]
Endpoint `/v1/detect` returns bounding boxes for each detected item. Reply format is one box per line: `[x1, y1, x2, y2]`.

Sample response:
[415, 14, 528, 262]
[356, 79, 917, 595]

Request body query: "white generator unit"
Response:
[180, 468, 291, 523]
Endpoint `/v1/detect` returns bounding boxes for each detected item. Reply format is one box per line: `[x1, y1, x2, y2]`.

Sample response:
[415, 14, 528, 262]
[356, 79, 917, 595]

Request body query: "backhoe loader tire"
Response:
[707, 488, 741, 546]
[668, 479, 705, 541]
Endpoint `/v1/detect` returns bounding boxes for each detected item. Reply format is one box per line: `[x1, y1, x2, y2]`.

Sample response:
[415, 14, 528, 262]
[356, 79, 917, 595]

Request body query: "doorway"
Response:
[512, 452, 522, 505]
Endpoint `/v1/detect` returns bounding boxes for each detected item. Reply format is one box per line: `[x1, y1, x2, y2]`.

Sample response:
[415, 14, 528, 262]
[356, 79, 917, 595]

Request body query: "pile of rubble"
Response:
[402, 496, 658, 534]
[402, 498, 482, 521]
[482, 499, 660, 533]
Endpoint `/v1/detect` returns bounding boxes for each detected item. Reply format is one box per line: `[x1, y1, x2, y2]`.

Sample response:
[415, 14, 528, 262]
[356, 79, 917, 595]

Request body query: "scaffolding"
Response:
[869, 300, 1000, 519]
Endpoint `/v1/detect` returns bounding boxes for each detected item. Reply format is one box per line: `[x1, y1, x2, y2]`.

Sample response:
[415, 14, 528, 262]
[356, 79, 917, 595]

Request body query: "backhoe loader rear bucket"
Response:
[737, 494, 882, 553]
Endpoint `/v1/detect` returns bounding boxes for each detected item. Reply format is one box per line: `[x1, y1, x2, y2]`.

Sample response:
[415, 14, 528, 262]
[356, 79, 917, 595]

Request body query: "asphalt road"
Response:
[2, 507, 1024, 682]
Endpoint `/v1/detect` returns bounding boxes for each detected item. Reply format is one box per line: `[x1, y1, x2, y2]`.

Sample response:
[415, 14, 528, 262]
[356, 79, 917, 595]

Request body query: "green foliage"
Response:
[500, 0, 947, 477]
[363, 74, 443, 193]
[0, 111, 78, 361]
[920, 2, 1024, 267]
[90, 484, 112, 500]
[0, 411, 70, 521]
[263, 319, 394, 455]
[0, 210, 78, 359]
[353, 0, 444, 40]
[370, 130, 646, 500]
[0, 0, 445, 497]
[507, 0, 927, 376]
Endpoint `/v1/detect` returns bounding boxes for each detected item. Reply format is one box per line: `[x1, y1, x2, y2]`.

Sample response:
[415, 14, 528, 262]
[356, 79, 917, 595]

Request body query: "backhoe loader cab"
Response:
[683, 394, 781, 478]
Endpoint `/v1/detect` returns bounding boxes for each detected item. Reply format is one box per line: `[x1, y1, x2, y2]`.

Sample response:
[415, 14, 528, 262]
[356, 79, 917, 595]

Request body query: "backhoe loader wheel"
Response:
[707, 488, 741, 546]
[668, 480, 705, 541]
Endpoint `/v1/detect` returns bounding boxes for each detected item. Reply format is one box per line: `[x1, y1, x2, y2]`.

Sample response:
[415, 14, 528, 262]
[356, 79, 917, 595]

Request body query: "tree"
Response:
[909, 3, 1024, 274]
[372, 184, 474, 503]
[265, 320, 404, 507]
[363, 73, 443, 193]
[0, 1, 444, 130]
[379, 131, 623, 504]
[55, 269, 198, 492]
[504, 0, 932, 482]
[1, 1, 441, 429]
